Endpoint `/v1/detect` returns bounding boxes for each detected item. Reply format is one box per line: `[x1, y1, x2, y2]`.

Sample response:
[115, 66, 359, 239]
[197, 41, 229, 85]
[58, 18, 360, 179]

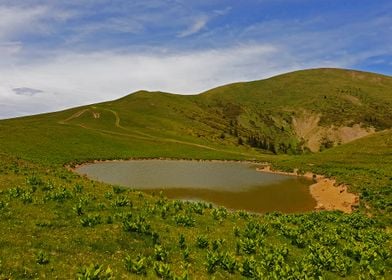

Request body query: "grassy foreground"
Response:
[0, 68, 391, 279]
[0, 154, 390, 279]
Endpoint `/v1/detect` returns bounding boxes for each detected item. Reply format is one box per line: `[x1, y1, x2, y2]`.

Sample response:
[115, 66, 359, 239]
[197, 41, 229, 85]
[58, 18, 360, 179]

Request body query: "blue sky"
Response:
[0, 0, 391, 118]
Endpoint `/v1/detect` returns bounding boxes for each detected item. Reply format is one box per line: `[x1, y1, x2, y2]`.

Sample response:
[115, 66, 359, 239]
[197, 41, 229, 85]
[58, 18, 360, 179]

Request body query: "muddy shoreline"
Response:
[257, 165, 359, 213]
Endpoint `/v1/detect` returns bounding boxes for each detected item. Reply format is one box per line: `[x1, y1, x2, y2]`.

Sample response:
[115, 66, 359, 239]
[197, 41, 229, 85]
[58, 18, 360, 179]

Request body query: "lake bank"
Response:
[257, 165, 359, 213]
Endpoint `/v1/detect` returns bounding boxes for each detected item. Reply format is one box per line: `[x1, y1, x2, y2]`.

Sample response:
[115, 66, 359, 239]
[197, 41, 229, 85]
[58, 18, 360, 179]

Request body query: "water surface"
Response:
[76, 160, 316, 213]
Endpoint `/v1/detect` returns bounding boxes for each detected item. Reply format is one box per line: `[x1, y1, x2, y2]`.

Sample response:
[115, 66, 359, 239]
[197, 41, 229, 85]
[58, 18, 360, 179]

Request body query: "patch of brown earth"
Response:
[310, 178, 358, 213]
[292, 111, 321, 151]
[92, 112, 101, 119]
[292, 110, 375, 152]
[332, 124, 375, 143]
[342, 94, 362, 105]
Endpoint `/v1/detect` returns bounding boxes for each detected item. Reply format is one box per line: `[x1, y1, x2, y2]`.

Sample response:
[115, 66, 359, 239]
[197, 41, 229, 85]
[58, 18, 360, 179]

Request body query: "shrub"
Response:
[80, 214, 102, 227]
[206, 251, 221, 274]
[172, 200, 183, 212]
[8, 187, 22, 198]
[196, 235, 209, 249]
[243, 220, 268, 239]
[26, 175, 43, 189]
[173, 214, 195, 227]
[20, 192, 33, 204]
[178, 234, 186, 249]
[122, 216, 152, 236]
[212, 207, 228, 221]
[77, 264, 113, 280]
[73, 203, 84, 216]
[190, 202, 206, 215]
[154, 245, 169, 262]
[154, 262, 173, 279]
[240, 238, 257, 255]
[36, 251, 49, 265]
[212, 239, 225, 251]
[240, 256, 260, 278]
[183, 248, 190, 262]
[220, 253, 237, 273]
[44, 187, 72, 202]
[111, 196, 131, 207]
[124, 255, 147, 275]
[104, 192, 113, 200]
[73, 184, 84, 193]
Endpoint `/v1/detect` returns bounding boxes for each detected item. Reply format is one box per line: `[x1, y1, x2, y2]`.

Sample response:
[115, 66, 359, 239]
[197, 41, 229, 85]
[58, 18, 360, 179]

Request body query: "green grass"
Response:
[0, 155, 390, 279]
[0, 68, 391, 279]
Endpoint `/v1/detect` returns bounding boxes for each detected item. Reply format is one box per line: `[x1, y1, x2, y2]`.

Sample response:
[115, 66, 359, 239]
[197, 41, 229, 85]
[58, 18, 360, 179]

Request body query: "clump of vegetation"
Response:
[124, 255, 147, 275]
[35, 251, 49, 265]
[77, 264, 113, 280]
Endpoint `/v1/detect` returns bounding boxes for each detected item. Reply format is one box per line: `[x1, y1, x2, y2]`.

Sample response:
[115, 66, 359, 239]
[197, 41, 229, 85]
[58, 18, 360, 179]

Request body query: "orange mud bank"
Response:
[258, 166, 359, 213]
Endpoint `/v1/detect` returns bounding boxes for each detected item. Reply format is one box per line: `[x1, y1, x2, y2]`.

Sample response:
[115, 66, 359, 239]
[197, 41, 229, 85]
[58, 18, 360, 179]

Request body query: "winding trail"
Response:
[60, 107, 260, 158]
[58, 109, 90, 124]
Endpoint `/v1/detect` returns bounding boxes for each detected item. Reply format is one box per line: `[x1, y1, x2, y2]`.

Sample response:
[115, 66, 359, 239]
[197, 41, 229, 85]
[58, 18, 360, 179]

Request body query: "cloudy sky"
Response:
[0, 0, 391, 119]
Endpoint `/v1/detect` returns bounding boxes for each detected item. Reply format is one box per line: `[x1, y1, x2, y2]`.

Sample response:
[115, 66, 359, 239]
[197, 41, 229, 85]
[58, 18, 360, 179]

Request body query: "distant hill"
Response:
[0, 68, 391, 163]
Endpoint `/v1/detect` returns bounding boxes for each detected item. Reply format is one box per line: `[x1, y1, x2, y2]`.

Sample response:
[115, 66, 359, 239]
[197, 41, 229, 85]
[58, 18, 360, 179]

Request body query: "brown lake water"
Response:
[75, 160, 316, 213]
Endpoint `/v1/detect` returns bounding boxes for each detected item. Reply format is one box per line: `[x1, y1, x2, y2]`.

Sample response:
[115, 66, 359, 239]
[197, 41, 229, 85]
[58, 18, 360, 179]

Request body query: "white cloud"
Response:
[0, 41, 22, 56]
[0, 43, 355, 119]
[178, 16, 209, 37]
[0, 5, 49, 40]
[0, 44, 275, 118]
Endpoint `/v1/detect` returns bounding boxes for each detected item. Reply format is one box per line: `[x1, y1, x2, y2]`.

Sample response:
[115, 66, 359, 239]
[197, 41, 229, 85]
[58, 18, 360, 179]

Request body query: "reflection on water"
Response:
[76, 160, 316, 213]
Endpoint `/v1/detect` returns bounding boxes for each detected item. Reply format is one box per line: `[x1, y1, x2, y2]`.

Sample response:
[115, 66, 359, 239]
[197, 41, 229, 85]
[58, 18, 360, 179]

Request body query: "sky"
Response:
[0, 0, 391, 119]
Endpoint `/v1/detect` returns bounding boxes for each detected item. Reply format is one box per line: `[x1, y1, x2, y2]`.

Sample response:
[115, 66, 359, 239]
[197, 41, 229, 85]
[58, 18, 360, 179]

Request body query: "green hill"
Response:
[0, 68, 391, 279]
[1, 68, 391, 164]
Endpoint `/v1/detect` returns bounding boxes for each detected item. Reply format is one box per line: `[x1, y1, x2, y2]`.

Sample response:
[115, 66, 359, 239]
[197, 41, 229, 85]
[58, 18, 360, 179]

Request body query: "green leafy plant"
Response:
[20, 191, 33, 204]
[77, 264, 113, 280]
[73, 202, 84, 216]
[178, 234, 186, 249]
[154, 262, 173, 279]
[36, 251, 49, 265]
[73, 184, 84, 193]
[173, 213, 195, 227]
[154, 245, 169, 262]
[205, 251, 221, 274]
[196, 235, 209, 249]
[124, 255, 147, 275]
[111, 196, 131, 207]
[80, 214, 102, 227]
[220, 253, 237, 273]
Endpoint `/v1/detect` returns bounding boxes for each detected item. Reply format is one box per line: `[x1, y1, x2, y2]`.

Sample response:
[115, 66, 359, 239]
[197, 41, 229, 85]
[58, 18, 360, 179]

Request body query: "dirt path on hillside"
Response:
[58, 109, 90, 124]
[61, 108, 259, 158]
[258, 166, 359, 213]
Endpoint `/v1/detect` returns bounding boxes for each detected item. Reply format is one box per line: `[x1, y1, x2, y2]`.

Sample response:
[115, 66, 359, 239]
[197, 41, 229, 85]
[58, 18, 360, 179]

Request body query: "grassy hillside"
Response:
[1, 68, 391, 163]
[0, 68, 391, 279]
[270, 130, 392, 219]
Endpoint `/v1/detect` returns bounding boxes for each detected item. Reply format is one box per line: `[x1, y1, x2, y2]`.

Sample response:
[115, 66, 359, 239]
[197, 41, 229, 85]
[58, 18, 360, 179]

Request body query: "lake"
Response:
[75, 160, 316, 213]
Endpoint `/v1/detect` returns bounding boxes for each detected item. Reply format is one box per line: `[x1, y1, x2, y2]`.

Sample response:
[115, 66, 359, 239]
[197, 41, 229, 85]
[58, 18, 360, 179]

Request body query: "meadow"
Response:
[0, 68, 391, 279]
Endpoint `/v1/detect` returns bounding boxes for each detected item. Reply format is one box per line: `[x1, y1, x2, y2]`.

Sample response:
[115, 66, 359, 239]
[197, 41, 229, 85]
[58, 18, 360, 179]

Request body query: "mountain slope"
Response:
[0, 68, 391, 164]
[198, 68, 392, 151]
